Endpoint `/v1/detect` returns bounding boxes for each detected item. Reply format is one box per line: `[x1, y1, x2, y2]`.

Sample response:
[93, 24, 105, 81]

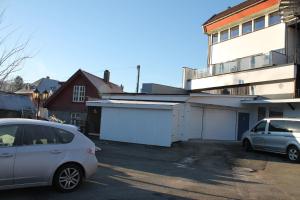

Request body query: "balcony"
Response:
[184, 50, 287, 81]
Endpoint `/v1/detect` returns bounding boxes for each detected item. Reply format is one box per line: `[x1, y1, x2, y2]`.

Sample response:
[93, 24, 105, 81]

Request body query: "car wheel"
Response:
[287, 146, 299, 162]
[244, 139, 252, 152]
[53, 163, 83, 192]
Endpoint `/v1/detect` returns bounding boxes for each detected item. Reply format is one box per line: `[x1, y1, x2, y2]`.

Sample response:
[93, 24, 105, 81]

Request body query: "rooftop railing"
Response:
[185, 50, 287, 80]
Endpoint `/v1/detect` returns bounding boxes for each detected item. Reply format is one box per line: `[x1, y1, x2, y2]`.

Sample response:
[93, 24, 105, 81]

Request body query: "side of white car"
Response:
[0, 118, 98, 192]
[242, 118, 300, 162]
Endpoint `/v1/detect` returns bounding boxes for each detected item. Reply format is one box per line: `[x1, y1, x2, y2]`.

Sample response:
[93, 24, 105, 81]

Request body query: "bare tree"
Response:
[0, 10, 30, 90]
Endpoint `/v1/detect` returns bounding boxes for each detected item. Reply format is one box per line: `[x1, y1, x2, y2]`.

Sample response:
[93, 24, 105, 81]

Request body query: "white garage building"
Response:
[86, 94, 256, 147]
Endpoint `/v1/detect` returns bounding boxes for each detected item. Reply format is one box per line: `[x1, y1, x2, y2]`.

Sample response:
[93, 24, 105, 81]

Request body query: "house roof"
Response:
[44, 69, 123, 107]
[203, 0, 265, 26]
[0, 92, 35, 111]
[16, 77, 61, 94]
[81, 70, 122, 93]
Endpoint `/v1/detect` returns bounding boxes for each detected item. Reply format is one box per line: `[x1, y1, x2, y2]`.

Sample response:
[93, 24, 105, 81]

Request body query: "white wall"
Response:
[182, 104, 203, 140]
[211, 23, 286, 64]
[252, 81, 294, 96]
[190, 64, 295, 90]
[188, 95, 250, 108]
[100, 107, 174, 147]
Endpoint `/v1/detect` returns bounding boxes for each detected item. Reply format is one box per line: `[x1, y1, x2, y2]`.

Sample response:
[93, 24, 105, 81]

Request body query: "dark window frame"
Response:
[254, 16, 265, 31]
[230, 25, 239, 39]
[220, 29, 229, 42]
[242, 21, 253, 35]
[269, 11, 281, 26]
[212, 33, 218, 44]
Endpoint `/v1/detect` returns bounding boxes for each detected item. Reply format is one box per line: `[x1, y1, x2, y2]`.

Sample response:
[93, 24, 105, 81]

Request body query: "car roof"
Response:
[264, 118, 300, 122]
[0, 118, 78, 132]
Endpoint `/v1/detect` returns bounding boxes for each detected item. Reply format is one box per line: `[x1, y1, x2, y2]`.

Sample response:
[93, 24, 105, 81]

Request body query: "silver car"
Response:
[242, 118, 300, 162]
[0, 118, 98, 192]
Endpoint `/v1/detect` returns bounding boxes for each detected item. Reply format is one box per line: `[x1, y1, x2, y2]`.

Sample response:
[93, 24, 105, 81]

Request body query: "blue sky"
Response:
[2, 0, 243, 92]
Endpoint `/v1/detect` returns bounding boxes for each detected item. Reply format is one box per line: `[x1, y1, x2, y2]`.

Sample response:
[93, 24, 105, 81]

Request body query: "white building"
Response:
[183, 0, 300, 99]
[87, 94, 256, 147]
[86, 0, 300, 147]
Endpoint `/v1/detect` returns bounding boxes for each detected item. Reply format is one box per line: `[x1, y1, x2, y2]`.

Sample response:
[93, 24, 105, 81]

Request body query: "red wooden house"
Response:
[44, 69, 123, 134]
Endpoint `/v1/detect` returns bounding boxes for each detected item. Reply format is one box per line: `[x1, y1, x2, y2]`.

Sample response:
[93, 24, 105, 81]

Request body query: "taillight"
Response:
[87, 147, 95, 155]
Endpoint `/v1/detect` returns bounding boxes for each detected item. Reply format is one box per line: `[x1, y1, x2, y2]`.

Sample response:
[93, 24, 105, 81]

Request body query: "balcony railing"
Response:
[185, 50, 287, 80]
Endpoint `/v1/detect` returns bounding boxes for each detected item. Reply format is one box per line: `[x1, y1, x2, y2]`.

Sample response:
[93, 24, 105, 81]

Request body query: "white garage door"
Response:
[202, 108, 237, 140]
[100, 107, 174, 147]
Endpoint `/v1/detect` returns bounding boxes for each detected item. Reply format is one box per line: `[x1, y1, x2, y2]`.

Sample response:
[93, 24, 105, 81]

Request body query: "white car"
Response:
[242, 118, 300, 162]
[0, 118, 98, 192]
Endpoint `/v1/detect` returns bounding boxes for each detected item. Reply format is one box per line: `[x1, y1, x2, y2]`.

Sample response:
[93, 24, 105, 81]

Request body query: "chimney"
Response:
[103, 70, 110, 83]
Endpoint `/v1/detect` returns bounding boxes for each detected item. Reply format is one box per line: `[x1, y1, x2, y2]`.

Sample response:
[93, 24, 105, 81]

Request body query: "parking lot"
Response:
[1, 139, 300, 200]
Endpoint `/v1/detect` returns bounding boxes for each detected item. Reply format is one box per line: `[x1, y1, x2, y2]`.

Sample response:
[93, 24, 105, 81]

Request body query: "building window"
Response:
[71, 113, 81, 126]
[242, 21, 252, 35]
[258, 107, 266, 121]
[230, 26, 239, 38]
[269, 108, 283, 118]
[269, 11, 281, 26]
[220, 30, 229, 42]
[254, 16, 265, 31]
[212, 33, 218, 44]
[73, 85, 85, 102]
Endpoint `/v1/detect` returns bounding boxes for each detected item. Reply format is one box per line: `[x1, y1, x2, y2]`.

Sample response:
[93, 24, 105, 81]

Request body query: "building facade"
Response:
[183, 0, 300, 99]
[44, 69, 123, 133]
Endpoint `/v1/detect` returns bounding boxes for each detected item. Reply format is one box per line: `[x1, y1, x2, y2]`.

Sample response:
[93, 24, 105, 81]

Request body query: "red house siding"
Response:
[46, 74, 100, 112]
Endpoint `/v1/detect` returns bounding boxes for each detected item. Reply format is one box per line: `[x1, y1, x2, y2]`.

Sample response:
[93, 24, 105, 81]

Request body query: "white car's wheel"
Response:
[53, 163, 83, 192]
[243, 139, 252, 152]
[287, 146, 299, 162]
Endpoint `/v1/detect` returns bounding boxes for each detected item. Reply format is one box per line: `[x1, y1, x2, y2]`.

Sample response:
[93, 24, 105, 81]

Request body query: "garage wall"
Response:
[182, 104, 203, 140]
[100, 107, 174, 147]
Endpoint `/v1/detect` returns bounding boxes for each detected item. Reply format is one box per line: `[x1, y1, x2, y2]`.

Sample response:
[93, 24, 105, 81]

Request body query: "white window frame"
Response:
[70, 113, 81, 126]
[72, 85, 85, 102]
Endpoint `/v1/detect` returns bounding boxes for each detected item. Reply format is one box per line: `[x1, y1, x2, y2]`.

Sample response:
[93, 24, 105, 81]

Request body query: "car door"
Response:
[0, 125, 21, 187]
[265, 120, 293, 153]
[250, 120, 267, 150]
[14, 124, 67, 185]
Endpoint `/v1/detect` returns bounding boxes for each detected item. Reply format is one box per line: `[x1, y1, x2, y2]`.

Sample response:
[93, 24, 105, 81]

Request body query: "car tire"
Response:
[243, 139, 252, 152]
[287, 146, 300, 163]
[53, 163, 83, 192]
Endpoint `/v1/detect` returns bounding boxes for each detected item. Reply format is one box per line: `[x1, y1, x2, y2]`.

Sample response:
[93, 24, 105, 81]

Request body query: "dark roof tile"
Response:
[203, 0, 265, 26]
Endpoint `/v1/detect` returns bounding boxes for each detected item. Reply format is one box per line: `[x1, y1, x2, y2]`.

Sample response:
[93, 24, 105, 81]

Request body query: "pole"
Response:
[36, 97, 40, 119]
[136, 65, 140, 93]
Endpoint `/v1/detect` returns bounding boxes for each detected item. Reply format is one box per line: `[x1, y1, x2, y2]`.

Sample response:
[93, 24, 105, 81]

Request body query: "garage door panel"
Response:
[100, 107, 173, 147]
[203, 109, 236, 140]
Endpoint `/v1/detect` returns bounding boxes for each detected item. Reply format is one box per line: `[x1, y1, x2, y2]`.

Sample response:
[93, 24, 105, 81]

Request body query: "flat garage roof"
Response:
[241, 99, 300, 104]
[86, 100, 180, 110]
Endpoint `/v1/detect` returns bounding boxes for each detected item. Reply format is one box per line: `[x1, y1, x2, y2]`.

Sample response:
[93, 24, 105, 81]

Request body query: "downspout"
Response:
[200, 106, 205, 140]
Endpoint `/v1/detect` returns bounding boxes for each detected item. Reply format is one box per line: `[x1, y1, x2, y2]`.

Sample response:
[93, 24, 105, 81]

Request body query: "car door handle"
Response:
[50, 150, 62, 154]
[0, 153, 13, 158]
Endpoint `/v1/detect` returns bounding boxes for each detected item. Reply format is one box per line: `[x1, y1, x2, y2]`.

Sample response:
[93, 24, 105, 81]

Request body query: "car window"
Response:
[287, 121, 300, 133]
[22, 125, 74, 145]
[53, 128, 74, 144]
[269, 120, 291, 132]
[0, 125, 19, 147]
[253, 121, 266, 132]
[22, 125, 57, 145]
[269, 120, 300, 133]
